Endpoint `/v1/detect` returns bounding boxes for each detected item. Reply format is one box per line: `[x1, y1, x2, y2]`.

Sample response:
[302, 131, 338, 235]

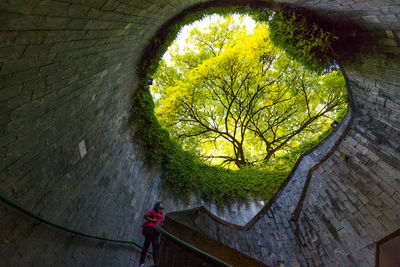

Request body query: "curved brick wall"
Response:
[0, 1, 399, 266]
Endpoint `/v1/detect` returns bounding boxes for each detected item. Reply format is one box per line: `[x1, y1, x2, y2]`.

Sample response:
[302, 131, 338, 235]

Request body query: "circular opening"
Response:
[133, 7, 349, 205]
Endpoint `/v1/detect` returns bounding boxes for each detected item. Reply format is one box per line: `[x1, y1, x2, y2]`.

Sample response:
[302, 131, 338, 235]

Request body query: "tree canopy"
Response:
[151, 15, 347, 169]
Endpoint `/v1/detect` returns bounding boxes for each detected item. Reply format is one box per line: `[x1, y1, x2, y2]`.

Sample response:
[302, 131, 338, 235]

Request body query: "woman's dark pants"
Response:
[139, 227, 160, 265]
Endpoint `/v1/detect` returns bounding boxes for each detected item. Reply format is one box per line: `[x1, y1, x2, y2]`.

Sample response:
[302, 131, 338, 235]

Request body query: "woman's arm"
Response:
[144, 215, 156, 222]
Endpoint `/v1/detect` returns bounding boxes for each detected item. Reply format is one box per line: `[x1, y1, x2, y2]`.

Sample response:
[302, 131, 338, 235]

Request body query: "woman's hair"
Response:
[153, 202, 162, 212]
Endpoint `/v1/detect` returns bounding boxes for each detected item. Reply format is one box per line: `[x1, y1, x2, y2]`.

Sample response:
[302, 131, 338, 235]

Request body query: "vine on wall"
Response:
[131, 3, 344, 206]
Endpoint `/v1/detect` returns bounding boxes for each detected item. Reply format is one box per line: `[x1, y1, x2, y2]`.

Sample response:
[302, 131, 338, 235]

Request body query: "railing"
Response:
[158, 208, 268, 267]
[156, 220, 232, 267]
[1, 110, 353, 266]
[0, 192, 148, 253]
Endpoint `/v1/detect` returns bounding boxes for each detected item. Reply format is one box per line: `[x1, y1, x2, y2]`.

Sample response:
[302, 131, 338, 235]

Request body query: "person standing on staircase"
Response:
[139, 202, 164, 267]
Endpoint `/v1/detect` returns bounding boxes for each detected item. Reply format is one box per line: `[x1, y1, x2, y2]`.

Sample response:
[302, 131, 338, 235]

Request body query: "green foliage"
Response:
[132, 6, 348, 205]
[339, 151, 349, 162]
[132, 79, 337, 204]
[140, 5, 269, 81]
[132, 84, 287, 204]
[153, 16, 347, 169]
[268, 8, 338, 72]
[132, 82, 170, 163]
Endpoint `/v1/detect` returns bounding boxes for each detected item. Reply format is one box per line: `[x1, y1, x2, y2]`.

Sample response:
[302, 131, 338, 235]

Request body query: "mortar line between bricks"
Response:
[0, 191, 150, 254]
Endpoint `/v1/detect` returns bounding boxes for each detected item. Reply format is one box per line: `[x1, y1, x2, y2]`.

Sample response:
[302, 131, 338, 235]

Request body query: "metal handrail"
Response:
[156, 221, 232, 267]
[0, 193, 148, 253]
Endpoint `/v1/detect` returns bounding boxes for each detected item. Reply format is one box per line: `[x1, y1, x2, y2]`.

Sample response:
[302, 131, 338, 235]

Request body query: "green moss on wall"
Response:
[132, 3, 346, 206]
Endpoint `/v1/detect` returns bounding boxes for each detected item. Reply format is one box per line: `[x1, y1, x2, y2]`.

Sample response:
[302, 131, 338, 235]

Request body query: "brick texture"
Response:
[0, 0, 400, 266]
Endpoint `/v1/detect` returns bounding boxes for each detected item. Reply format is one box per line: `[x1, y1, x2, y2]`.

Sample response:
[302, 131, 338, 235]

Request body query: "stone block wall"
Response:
[294, 118, 400, 266]
[0, 1, 264, 265]
[193, 115, 352, 267]
[185, 18, 400, 265]
[291, 44, 400, 266]
[0, 0, 400, 266]
[0, 1, 199, 266]
[347, 46, 400, 131]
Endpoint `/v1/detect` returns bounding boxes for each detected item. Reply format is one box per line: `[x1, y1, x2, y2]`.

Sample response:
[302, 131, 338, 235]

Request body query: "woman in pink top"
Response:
[139, 202, 164, 267]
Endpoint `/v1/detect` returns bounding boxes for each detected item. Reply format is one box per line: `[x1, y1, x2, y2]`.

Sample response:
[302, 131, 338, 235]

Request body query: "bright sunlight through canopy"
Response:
[150, 14, 347, 170]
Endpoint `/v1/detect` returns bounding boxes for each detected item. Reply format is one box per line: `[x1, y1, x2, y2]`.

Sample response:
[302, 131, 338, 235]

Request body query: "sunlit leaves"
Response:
[132, 9, 349, 204]
[152, 15, 347, 169]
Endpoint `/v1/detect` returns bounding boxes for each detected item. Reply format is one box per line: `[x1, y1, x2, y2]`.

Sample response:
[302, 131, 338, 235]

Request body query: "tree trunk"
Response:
[264, 151, 274, 163]
[235, 145, 247, 168]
